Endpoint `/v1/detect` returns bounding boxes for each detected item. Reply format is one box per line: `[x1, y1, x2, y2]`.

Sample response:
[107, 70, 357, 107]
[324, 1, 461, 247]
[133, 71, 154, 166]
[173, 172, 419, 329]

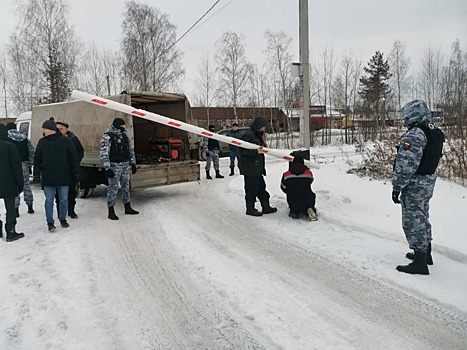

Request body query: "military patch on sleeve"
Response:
[402, 141, 412, 150]
[101, 142, 106, 147]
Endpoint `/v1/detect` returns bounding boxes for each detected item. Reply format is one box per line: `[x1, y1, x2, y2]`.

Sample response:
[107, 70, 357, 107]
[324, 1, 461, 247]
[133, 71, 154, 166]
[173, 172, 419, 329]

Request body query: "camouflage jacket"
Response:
[99, 125, 136, 170]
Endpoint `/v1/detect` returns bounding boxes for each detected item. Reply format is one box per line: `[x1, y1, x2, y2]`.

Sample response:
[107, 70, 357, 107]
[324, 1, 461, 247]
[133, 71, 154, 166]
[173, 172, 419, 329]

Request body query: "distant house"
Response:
[191, 107, 289, 133]
[0, 117, 16, 126]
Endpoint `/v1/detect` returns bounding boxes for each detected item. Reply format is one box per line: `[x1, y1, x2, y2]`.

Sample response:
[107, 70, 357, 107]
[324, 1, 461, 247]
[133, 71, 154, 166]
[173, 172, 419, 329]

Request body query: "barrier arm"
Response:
[71, 90, 320, 169]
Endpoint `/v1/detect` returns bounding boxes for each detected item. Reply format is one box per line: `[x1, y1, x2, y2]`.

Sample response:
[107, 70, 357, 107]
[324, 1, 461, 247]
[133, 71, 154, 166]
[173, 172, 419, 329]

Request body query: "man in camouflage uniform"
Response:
[100, 118, 139, 220]
[392, 100, 444, 275]
[202, 124, 224, 180]
[226, 123, 241, 176]
[6, 122, 35, 216]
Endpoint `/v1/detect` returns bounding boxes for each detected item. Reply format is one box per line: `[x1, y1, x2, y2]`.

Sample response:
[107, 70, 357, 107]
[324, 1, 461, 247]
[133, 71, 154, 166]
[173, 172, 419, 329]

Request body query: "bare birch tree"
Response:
[389, 40, 410, 111]
[418, 47, 443, 109]
[121, 1, 184, 92]
[194, 53, 217, 126]
[9, 0, 79, 106]
[215, 31, 251, 121]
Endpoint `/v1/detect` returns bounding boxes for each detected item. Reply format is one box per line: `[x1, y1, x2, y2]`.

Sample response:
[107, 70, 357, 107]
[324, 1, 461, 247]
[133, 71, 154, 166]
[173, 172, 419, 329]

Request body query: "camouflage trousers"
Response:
[15, 162, 33, 208]
[107, 162, 131, 207]
[205, 150, 220, 171]
[400, 174, 436, 252]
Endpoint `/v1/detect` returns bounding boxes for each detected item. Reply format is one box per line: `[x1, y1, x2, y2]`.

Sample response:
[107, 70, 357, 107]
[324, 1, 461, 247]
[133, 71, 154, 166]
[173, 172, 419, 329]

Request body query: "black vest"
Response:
[107, 132, 130, 163]
[415, 123, 445, 175]
[8, 138, 29, 162]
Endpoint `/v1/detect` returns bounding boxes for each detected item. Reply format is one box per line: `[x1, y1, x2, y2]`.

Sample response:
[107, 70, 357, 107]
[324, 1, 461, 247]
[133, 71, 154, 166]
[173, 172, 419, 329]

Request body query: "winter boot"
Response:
[288, 211, 299, 219]
[124, 203, 139, 215]
[246, 202, 262, 217]
[406, 242, 433, 265]
[206, 170, 212, 180]
[229, 169, 235, 176]
[60, 220, 70, 229]
[68, 205, 78, 219]
[307, 207, 318, 221]
[27, 204, 34, 214]
[108, 206, 119, 220]
[215, 170, 224, 178]
[260, 199, 277, 214]
[47, 223, 56, 232]
[396, 251, 429, 275]
[6, 226, 25, 242]
[15, 208, 20, 218]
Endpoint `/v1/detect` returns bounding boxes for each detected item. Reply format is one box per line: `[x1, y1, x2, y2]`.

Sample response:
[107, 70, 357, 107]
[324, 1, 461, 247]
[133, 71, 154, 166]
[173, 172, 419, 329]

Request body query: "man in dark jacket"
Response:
[226, 123, 241, 176]
[56, 121, 84, 219]
[239, 116, 277, 216]
[34, 119, 80, 231]
[280, 153, 318, 221]
[202, 124, 224, 180]
[0, 124, 25, 242]
[6, 122, 35, 216]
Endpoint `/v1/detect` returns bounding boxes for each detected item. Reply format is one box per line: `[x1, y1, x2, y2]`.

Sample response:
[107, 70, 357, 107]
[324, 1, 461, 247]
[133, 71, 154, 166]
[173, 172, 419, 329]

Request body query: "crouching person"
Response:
[280, 153, 317, 221]
[100, 118, 138, 220]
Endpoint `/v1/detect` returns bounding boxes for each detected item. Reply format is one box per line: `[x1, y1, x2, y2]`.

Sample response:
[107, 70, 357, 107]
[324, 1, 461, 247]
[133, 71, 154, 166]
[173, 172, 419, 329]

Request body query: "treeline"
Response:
[0, 0, 466, 144]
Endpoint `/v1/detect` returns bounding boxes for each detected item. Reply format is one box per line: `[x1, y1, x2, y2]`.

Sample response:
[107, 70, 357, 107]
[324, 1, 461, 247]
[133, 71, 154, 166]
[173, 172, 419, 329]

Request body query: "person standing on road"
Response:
[203, 124, 224, 180]
[392, 100, 445, 275]
[6, 122, 35, 216]
[280, 152, 318, 221]
[0, 124, 25, 242]
[226, 123, 241, 176]
[55, 121, 84, 219]
[34, 119, 81, 232]
[100, 117, 139, 220]
[239, 116, 277, 217]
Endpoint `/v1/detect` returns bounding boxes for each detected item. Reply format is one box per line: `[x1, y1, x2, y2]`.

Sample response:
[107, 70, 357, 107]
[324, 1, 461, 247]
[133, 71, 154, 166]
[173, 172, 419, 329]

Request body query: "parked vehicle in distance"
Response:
[199, 126, 249, 161]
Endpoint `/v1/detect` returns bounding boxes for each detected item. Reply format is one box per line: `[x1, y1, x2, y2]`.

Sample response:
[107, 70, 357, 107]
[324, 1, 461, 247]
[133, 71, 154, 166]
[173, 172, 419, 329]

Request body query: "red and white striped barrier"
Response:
[71, 90, 320, 169]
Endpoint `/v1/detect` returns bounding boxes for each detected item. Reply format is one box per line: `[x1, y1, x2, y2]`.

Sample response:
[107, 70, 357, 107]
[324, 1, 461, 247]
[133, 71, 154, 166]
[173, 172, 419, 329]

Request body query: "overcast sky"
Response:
[1, 0, 466, 97]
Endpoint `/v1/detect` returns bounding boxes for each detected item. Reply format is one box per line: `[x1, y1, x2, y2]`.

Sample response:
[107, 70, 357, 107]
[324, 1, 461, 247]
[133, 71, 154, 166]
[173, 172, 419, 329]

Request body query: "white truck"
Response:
[20, 91, 200, 197]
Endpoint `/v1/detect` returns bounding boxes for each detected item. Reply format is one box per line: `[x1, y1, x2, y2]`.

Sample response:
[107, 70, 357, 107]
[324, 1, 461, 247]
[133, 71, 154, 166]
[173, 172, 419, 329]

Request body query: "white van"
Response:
[15, 111, 32, 137]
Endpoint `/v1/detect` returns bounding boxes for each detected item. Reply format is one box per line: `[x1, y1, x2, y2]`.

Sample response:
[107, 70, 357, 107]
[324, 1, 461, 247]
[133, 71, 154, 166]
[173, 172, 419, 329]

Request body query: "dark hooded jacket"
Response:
[0, 125, 23, 198]
[67, 130, 84, 162]
[34, 131, 80, 186]
[239, 117, 268, 177]
[280, 156, 315, 212]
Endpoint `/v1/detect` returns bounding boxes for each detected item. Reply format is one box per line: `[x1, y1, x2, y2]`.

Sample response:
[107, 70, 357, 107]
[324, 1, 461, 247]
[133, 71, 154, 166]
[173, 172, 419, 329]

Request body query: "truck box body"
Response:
[30, 92, 200, 192]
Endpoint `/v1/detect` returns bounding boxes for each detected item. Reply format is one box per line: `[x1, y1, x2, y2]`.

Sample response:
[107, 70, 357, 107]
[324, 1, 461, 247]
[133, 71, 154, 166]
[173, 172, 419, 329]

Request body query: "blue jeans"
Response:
[44, 186, 68, 224]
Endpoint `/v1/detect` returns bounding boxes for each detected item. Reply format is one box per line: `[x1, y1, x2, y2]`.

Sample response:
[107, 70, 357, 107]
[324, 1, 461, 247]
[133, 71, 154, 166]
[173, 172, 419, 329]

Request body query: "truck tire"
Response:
[77, 187, 94, 199]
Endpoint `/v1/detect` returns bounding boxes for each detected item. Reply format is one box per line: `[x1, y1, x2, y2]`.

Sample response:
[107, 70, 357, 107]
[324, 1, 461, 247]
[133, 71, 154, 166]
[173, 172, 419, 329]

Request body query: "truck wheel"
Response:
[77, 187, 94, 198]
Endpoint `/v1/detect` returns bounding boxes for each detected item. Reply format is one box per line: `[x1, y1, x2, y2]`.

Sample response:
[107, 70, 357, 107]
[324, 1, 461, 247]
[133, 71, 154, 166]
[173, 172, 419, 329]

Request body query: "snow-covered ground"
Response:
[1, 146, 466, 349]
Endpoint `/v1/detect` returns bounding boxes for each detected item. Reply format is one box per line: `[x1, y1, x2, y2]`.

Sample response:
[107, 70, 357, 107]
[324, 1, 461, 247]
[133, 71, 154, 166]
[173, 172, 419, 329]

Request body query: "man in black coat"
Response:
[239, 116, 277, 216]
[56, 121, 84, 219]
[34, 119, 80, 231]
[0, 124, 25, 242]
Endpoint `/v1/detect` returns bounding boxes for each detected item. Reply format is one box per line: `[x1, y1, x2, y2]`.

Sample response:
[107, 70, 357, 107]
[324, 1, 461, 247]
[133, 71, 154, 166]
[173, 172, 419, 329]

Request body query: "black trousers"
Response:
[244, 176, 270, 204]
[55, 183, 77, 215]
[2, 197, 16, 231]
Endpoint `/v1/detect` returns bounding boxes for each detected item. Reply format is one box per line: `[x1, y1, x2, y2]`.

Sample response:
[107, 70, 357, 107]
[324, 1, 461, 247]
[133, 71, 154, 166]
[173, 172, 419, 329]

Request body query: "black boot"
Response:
[206, 170, 212, 180]
[288, 211, 299, 219]
[406, 242, 433, 265]
[15, 208, 20, 217]
[68, 205, 78, 219]
[246, 202, 262, 216]
[124, 203, 139, 215]
[215, 170, 224, 178]
[397, 250, 429, 275]
[229, 169, 234, 176]
[5, 226, 25, 242]
[60, 220, 70, 228]
[260, 199, 277, 214]
[27, 204, 34, 214]
[108, 206, 119, 220]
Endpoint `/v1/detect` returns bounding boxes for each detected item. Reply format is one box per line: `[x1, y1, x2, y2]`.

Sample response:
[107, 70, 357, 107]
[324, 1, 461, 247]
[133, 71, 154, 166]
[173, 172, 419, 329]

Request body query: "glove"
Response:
[392, 190, 401, 204]
[131, 163, 137, 175]
[33, 175, 41, 184]
[105, 169, 115, 179]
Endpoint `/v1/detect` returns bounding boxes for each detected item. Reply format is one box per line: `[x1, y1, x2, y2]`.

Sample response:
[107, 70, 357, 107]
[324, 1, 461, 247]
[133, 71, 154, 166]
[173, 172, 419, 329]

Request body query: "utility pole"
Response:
[299, 0, 311, 149]
[106, 75, 111, 96]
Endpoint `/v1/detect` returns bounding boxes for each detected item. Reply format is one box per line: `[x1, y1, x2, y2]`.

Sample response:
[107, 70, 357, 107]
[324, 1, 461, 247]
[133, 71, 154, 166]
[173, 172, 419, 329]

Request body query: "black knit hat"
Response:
[6, 122, 16, 130]
[112, 117, 125, 129]
[209, 124, 215, 130]
[42, 119, 57, 131]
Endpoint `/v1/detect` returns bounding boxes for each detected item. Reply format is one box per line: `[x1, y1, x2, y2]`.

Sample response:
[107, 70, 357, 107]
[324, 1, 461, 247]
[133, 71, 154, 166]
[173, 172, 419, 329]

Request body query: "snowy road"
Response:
[1, 152, 467, 349]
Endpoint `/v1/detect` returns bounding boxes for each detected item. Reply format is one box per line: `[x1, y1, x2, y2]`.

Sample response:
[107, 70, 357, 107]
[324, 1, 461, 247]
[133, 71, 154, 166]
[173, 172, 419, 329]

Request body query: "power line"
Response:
[156, 0, 222, 60]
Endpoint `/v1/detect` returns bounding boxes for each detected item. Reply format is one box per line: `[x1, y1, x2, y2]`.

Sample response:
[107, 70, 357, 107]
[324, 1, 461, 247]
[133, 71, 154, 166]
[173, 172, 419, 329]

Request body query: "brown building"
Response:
[191, 107, 289, 133]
